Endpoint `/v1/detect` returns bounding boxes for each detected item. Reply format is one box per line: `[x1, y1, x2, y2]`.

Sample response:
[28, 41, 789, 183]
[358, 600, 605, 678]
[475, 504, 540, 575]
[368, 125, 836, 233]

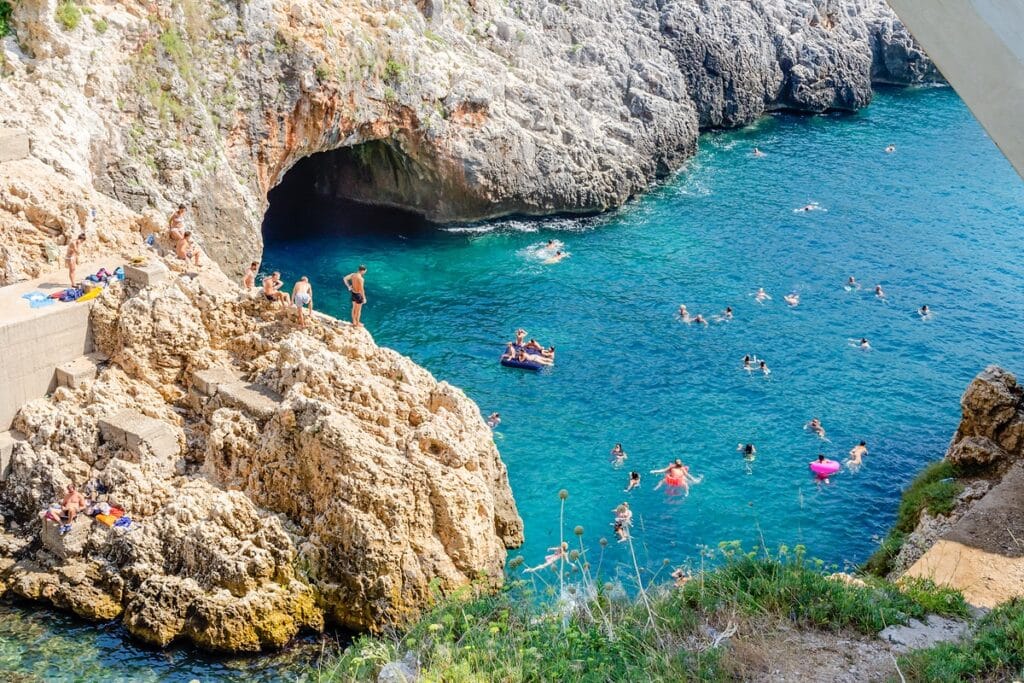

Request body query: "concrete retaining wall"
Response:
[0, 303, 94, 429]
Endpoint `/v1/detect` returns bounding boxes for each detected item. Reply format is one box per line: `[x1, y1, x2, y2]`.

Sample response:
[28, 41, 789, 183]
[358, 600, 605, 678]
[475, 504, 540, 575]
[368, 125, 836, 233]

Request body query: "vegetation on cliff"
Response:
[863, 460, 964, 577]
[316, 544, 968, 682]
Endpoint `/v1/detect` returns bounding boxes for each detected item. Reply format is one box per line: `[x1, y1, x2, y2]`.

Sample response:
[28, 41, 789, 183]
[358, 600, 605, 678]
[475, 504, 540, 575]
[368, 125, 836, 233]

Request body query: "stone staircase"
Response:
[192, 367, 283, 422]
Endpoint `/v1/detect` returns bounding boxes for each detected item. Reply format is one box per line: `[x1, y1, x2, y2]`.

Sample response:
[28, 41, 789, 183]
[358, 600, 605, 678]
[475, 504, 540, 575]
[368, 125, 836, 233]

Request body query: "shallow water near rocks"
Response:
[3, 87, 1022, 679]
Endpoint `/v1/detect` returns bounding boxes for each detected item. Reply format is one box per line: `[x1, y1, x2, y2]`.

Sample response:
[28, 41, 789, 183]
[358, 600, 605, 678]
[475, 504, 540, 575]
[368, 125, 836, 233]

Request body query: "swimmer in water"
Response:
[813, 453, 835, 485]
[625, 471, 641, 492]
[722, 306, 733, 320]
[678, 304, 691, 323]
[738, 443, 757, 474]
[753, 147, 766, 158]
[795, 202, 823, 213]
[486, 412, 501, 428]
[692, 313, 708, 326]
[885, 144, 896, 153]
[523, 542, 569, 573]
[543, 250, 568, 265]
[613, 502, 633, 527]
[754, 287, 771, 303]
[847, 440, 868, 470]
[806, 418, 827, 440]
[651, 458, 702, 495]
[855, 337, 871, 351]
[874, 284, 886, 299]
[614, 519, 630, 542]
[610, 443, 628, 467]
[743, 354, 754, 371]
[758, 360, 770, 375]
[918, 304, 931, 319]
[846, 276, 860, 291]
[784, 293, 800, 307]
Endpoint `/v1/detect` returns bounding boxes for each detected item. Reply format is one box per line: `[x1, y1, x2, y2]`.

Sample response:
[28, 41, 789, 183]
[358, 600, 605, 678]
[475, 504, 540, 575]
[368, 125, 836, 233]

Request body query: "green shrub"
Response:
[898, 599, 1024, 681]
[0, 1, 13, 37]
[864, 460, 963, 576]
[683, 544, 966, 634]
[383, 58, 406, 85]
[92, 18, 107, 34]
[55, 1, 82, 31]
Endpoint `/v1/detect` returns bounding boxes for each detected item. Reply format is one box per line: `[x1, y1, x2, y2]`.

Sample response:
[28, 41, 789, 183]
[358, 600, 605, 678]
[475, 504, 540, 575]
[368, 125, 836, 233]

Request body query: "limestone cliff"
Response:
[893, 366, 1024, 608]
[0, 259, 523, 651]
[0, 0, 935, 280]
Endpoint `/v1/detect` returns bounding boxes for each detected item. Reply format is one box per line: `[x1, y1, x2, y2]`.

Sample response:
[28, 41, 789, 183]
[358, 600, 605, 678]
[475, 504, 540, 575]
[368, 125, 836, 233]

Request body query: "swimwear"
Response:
[265, 293, 276, 302]
[351, 291, 365, 304]
[295, 292, 311, 306]
[665, 475, 685, 487]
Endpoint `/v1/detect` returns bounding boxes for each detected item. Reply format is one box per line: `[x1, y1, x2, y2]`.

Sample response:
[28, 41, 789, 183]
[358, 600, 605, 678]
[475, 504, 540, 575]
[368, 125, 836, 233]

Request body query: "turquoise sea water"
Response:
[2, 87, 1022, 679]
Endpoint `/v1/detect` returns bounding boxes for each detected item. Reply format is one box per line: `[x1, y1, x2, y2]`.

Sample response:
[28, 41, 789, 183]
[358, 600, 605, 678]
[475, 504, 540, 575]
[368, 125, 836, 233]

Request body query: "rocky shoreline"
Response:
[0, 256, 522, 651]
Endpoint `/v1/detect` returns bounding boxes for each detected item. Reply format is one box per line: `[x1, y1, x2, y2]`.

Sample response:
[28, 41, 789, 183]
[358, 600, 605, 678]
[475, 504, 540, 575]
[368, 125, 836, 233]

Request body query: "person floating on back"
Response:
[344, 265, 367, 327]
[292, 276, 313, 328]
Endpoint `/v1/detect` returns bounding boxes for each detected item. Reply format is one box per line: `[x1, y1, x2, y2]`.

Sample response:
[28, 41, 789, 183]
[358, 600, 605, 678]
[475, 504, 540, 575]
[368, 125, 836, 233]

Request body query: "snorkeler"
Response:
[651, 459, 702, 495]
[625, 471, 641, 492]
[523, 542, 569, 573]
[784, 293, 800, 307]
[754, 287, 771, 303]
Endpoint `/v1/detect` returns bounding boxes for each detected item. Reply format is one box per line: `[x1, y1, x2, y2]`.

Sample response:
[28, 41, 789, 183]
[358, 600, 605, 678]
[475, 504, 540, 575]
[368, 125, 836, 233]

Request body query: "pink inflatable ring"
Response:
[809, 459, 841, 477]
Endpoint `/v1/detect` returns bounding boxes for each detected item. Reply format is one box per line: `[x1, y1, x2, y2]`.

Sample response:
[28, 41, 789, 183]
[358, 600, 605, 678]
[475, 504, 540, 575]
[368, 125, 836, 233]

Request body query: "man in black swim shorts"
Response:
[343, 265, 368, 327]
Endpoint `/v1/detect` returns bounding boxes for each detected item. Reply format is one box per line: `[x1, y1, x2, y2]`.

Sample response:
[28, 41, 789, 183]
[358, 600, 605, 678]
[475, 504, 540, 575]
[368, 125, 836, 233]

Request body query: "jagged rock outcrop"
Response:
[893, 366, 1024, 607]
[0, 260, 523, 651]
[0, 0, 936, 282]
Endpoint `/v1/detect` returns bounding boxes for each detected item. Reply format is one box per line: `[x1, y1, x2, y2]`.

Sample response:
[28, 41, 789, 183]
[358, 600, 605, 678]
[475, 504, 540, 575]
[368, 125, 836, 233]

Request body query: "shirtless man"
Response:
[168, 204, 187, 242]
[874, 284, 886, 299]
[175, 230, 201, 266]
[291, 276, 313, 328]
[846, 276, 860, 291]
[262, 272, 288, 304]
[65, 233, 85, 287]
[343, 265, 367, 327]
[807, 418, 827, 440]
[784, 293, 800, 307]
[678, 304, 691, 322]
[61, 484, 87, 523]
[918, 304, 931, 319]
[848, 440, 868, 468]
[543, 250, 568, 265]
[242, 261, 259, 289]
[754, 287, 771, 303]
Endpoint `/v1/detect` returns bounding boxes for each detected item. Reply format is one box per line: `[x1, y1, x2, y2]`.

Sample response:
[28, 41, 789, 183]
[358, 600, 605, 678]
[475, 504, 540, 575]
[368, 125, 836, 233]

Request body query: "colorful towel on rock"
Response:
[20, 291, 56, 308]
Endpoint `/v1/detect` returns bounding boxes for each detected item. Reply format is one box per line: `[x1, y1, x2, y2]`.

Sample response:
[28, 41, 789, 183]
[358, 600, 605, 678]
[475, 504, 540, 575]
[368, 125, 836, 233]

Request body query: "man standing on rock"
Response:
[343, 265, 367, 327]
[292, 276, 313, 329]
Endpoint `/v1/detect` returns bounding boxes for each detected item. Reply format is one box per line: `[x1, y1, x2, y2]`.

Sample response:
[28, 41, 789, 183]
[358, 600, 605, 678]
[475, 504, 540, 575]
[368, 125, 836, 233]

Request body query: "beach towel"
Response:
[59, 288, 84, 302]
[21, 291, 56, 309]
[95, 514, 116, 527]
[113, 515, 132, 529]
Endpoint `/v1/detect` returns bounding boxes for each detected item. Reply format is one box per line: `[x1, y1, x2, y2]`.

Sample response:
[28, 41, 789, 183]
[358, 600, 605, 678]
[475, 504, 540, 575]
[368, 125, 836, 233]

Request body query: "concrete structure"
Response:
[192, 367, 244, 396]
[123, 261, 169, 287]
[0, 128, 30, 163]
[41, 516, 91, 560]
[98, 409, 180, 464]
[191, 367, 282, 421]
[0, 430, 24, 482]
[55, 352, 108, 389]
[887, 0, 1024, 179]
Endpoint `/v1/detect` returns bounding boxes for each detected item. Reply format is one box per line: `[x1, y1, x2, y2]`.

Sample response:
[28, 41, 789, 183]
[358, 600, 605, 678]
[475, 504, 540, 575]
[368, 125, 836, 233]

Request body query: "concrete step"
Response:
[0, 128, 30, 163]
[0, 430, 25, 482]
[98, 409, 179, 464]
[191, 367, 282, 421]
[55, 352, 108, 390]
[123, 260, 169, 287]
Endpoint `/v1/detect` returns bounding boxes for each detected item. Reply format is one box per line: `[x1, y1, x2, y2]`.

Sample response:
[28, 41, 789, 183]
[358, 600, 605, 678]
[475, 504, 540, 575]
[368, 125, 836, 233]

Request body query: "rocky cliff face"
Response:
[0, 0, 935, 281]
[0, 259, 523, 651]
[893, 366, 1024, 607]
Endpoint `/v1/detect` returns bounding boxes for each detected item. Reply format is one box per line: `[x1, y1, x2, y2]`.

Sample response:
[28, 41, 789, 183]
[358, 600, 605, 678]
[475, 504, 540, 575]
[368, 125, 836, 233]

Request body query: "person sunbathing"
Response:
[61, 484, 87, 523]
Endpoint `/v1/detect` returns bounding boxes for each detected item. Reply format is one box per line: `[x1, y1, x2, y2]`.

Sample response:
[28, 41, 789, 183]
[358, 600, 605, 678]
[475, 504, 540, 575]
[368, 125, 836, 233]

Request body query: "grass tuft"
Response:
[897, 599, 1024, 681]
[55, 0, 81, 31]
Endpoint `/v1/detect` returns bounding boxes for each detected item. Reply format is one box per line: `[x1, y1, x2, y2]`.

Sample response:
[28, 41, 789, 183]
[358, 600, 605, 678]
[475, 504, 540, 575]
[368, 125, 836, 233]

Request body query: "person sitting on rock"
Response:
[262, 272, 288, 305]
[175, 230, 201, 267]
[61, 484, 87, 523]
[168, 204, 187, 242]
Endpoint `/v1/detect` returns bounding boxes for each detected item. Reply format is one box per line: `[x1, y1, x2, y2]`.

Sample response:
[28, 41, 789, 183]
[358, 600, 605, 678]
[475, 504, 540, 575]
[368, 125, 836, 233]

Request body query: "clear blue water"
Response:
[2, 87, 1022, 679]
